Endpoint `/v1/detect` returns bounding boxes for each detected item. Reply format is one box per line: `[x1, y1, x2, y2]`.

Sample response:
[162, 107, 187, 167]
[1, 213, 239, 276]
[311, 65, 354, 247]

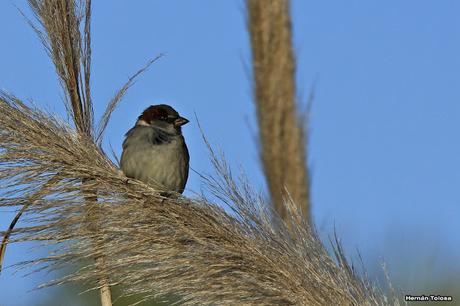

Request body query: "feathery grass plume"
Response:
[0, 93, 397, 304]
[20, 0, 116, 303]
[26, 0, 93, 136]
[247, 0, 311, 226]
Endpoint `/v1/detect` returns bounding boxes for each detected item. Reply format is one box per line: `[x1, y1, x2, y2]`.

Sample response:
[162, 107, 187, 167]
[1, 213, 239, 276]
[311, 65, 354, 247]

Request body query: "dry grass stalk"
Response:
[23, 0, 113, 304]
[247, 0, 311, 226]
[0, 92, 396, 305]
[82, 177, 113, 306]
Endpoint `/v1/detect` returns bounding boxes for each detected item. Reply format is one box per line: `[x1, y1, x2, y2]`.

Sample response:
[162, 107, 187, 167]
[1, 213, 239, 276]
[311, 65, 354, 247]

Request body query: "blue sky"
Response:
[1, 1, 460, 304]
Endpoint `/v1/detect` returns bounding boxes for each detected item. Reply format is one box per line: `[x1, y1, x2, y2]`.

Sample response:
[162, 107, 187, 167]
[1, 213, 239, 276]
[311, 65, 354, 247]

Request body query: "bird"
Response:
[120, 104, 190, 194]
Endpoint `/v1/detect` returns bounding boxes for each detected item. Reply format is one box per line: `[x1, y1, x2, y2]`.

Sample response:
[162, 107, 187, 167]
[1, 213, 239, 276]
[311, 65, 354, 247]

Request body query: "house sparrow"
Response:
[120, 104, 189, 194]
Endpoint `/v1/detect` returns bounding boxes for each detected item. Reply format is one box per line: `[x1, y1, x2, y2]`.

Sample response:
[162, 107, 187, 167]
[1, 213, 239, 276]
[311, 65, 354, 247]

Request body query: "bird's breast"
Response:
[121, 134, 189, 193]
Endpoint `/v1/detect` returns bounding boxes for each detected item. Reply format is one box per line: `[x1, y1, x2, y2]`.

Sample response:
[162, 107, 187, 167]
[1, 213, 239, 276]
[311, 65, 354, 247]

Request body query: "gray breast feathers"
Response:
[120, 126, 189, 193]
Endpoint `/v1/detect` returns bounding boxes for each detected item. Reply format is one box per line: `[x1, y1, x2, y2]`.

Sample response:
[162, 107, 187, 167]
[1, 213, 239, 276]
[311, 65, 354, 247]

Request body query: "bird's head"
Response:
[136, 104, 189, 134]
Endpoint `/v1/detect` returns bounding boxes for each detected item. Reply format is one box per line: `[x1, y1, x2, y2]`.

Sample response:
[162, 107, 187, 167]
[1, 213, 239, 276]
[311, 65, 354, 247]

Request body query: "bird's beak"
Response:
[174, 116, 189, 127]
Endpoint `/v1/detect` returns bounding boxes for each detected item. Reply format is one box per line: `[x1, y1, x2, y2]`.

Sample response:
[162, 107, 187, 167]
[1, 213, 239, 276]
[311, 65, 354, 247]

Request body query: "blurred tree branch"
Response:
[247, 0, 311, 226]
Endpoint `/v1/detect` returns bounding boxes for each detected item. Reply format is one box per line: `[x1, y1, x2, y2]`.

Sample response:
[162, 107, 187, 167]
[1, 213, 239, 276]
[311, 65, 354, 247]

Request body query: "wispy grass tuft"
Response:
[0, 92, 396, 304]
